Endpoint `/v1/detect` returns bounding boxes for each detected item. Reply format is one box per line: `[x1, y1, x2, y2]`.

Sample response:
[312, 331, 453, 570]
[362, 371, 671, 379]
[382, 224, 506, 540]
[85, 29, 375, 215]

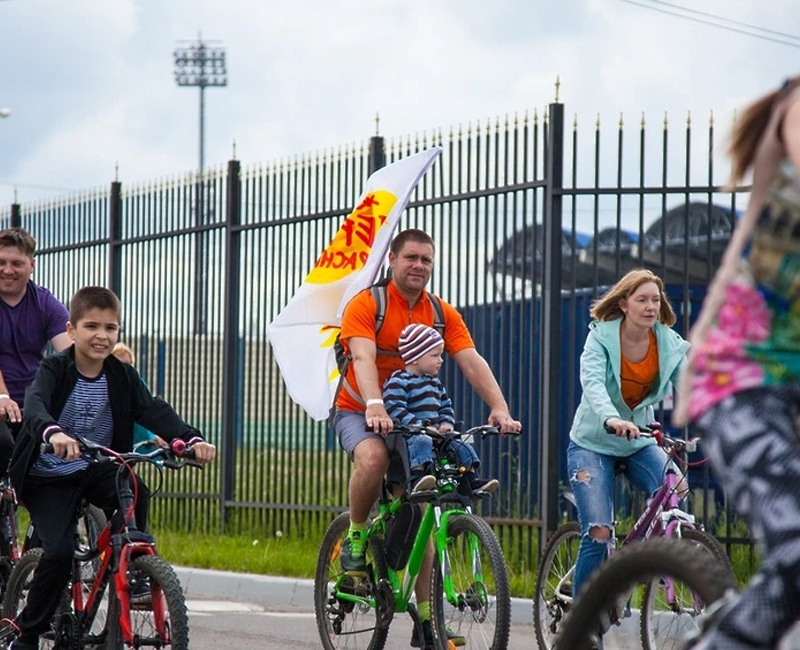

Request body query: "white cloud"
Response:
[0, 0, 798, 208]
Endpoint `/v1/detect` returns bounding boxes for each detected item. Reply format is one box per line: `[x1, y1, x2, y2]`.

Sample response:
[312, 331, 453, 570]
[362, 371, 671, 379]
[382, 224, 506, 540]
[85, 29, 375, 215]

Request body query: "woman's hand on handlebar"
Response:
[189, 441, 217, 464]
[604, 417, 641, 439]
[47, 431, 82, 460]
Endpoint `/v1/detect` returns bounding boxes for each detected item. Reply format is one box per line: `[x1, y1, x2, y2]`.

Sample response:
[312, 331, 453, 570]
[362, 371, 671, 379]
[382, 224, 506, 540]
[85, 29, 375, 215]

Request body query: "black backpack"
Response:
[331, 276, 446, 408]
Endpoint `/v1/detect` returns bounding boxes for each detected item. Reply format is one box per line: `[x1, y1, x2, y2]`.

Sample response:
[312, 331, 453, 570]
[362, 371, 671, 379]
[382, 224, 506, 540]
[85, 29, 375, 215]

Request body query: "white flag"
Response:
[266, 147, 442, 421]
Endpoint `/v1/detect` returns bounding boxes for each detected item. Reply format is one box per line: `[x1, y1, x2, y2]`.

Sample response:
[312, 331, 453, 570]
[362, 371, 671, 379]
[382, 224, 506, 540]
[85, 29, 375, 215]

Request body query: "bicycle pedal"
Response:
[408, 490, 437, 503]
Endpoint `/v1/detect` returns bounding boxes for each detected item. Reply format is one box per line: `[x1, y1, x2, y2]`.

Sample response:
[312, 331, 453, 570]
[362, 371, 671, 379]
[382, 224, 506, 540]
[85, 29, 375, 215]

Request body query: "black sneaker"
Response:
[410, 620, 466, 648]
[339, 530, 368, 574]
[468, 476, 499, 495]
[410, 619, 433, 649]
[129, 572, 152, 607]
[9, 637, 38, 650]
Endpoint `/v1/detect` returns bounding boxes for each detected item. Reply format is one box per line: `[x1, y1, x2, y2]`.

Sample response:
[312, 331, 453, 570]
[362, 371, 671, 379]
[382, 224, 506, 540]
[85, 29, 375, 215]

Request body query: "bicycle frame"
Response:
[330, 482, 474, 614]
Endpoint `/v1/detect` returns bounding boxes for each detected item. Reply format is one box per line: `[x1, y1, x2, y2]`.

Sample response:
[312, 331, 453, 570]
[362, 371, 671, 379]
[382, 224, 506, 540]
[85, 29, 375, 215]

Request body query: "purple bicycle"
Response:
[533, 422, 732, 650]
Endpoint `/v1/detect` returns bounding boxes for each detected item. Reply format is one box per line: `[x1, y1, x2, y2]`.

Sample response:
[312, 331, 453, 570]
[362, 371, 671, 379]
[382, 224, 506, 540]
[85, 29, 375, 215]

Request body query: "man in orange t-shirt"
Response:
[332, 228, 521, 647]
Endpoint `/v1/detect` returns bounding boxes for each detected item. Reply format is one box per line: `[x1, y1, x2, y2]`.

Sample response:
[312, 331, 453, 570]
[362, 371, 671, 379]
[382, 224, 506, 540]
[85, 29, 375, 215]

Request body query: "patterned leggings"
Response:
[693, 385, 800, 649]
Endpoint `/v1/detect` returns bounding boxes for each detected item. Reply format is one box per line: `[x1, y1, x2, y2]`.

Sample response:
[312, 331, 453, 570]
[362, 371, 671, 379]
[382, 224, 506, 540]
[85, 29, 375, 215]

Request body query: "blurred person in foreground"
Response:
[675, 76, 800, 650]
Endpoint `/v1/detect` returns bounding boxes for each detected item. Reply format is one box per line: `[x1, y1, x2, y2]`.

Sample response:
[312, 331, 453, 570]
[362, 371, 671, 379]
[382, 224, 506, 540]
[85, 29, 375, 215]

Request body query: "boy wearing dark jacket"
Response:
[7, 286, 216, 650]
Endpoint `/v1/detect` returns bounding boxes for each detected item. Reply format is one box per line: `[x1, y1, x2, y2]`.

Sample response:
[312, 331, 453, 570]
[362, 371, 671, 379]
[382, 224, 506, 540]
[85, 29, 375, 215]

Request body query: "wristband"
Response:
[0, 394, 8, 401]
[365, 398, 384, 407]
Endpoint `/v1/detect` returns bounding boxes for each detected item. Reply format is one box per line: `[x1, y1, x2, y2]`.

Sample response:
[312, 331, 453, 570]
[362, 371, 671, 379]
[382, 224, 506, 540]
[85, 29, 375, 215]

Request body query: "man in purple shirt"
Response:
[0, 228, 70, 475]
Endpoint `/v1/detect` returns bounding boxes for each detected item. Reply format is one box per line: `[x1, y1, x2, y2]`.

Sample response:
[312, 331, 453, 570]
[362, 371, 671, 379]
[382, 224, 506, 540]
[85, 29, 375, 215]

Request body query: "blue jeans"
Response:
[407, 434, 480, 471]
[566, 440, 669, 596]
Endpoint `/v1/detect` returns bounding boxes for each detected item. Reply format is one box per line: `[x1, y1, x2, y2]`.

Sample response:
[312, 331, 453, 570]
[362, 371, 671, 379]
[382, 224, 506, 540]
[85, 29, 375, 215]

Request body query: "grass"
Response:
[154, 527, 318, 579]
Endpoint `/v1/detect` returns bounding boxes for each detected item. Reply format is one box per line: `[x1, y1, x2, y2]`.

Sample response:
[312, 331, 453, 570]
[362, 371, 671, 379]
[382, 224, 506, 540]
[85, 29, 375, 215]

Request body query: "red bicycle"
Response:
[0, 436, 199, 650]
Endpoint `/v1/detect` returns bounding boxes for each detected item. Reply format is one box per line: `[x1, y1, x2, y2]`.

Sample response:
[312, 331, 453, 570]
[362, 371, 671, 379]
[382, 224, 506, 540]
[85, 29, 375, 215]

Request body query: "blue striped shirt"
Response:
[31, 372, 113, 477]
[382, 370, 455, 427]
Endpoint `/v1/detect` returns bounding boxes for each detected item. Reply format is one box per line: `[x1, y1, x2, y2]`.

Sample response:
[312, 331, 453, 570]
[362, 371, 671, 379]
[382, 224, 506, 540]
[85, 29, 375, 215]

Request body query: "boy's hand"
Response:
[49, 432, 81, 461]
[191, 441, 217, 464]
[438, 424, 454, 433]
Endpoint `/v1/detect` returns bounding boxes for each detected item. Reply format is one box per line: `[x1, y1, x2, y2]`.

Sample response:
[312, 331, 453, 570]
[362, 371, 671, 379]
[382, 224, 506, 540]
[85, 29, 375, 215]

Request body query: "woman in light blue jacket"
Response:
[567, 269, 689, 604]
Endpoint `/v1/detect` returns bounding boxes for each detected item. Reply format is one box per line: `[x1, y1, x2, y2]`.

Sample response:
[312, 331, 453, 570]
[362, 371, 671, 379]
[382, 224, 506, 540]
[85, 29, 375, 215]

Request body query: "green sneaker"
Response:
[339, 530, 368, 574]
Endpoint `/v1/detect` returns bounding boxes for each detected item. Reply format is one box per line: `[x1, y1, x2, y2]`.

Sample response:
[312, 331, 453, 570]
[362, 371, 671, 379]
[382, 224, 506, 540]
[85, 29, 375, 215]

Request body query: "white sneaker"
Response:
[411, 475, 437, 493]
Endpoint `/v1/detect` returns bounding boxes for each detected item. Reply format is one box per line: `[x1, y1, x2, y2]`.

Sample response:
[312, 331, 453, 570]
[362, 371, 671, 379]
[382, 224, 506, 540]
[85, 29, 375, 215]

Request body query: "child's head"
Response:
[399, 324, 444, 377]
[112, 342, 135, 365]
[67, 287, 122, 373]
[69, 286, 121, 325]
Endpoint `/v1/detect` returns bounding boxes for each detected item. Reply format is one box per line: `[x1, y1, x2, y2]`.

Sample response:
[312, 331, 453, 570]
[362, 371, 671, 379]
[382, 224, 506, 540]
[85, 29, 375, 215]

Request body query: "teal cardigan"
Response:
[568, 319, 689, 456]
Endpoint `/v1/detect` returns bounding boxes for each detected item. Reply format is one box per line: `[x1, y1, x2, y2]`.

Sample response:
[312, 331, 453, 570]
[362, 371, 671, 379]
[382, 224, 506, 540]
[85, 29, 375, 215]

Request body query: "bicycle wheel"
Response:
[2, 549, 58, 649]
[430, 513, 511, 650]
[314, 512, 390, 650]
[104, 554, 189, 650]
[533, 522, 580, 650]
[556, 537, 738, 650]
[3, 547, 113, 649]
[640, 528, 734, 650]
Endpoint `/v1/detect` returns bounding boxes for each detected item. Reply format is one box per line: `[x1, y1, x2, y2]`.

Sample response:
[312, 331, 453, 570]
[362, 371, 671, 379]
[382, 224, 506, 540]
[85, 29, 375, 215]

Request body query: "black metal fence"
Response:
[0, 101, 745, 571]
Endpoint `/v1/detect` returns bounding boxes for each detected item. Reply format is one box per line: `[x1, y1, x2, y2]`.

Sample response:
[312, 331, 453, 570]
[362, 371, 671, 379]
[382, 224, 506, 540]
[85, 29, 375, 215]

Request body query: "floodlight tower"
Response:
[173, 35, 227, 335]
[173, 35, 227, 174]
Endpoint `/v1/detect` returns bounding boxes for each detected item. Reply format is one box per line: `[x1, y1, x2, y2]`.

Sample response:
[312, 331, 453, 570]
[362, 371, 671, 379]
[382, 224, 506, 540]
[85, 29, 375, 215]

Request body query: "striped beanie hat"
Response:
[399, 324, 444, 364]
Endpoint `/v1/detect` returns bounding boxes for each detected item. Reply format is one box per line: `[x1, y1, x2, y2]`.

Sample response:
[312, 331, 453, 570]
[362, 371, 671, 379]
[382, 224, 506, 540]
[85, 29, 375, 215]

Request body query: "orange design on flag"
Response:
[306, 190, 397, 284]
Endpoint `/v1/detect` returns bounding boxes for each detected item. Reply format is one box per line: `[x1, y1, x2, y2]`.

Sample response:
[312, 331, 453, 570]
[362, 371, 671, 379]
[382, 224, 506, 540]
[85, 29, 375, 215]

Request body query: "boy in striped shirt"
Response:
[383, 323, 498, 496]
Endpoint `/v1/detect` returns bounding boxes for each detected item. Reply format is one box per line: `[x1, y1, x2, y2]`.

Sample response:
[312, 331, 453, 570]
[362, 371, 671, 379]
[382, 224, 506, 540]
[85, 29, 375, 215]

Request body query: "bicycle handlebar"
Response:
[40, 434, 201, 469]
[389, 422, 522, 440]
[603, 421, 699, 454]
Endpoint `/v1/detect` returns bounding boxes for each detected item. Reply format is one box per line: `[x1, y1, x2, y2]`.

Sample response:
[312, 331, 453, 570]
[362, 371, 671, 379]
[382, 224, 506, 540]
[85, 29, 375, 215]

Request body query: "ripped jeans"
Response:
[566, 440, 668, 596]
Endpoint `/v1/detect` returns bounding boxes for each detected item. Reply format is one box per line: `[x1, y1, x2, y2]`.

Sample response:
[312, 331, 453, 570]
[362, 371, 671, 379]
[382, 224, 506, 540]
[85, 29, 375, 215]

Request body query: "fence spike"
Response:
[596, 113, 600, 129]
[573, 114, 578, 131]
[641, 112, 646, 128]
[554, 75, 561, 103]
[618, 112, 624, 129]
[686, 110, 692, 127]
[663, 111, 668, 128]
[375, 111, 380, 136]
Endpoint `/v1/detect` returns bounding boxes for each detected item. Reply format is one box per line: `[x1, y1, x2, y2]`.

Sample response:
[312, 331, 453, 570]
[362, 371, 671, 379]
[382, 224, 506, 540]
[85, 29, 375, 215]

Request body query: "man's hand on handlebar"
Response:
[488, 409, 522, 434]
[365, 403, 394, 438]
[0, 394, 21, 424]
[47, 431, 82, 461]
[604, 417, 641, 440]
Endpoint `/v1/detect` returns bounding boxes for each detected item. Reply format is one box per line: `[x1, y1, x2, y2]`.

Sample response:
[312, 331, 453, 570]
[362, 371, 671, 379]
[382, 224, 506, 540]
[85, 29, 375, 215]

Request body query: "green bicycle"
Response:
[314, 424, 514, 650]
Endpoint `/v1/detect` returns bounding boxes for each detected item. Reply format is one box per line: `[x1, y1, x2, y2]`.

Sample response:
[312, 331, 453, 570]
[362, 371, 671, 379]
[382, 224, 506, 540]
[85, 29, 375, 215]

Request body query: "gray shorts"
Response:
[334, 409, 409, 486]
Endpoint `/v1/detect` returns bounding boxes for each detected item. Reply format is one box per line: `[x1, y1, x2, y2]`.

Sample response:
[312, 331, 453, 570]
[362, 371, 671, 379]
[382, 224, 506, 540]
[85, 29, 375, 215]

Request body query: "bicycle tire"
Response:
[104, 554, 189, 650]
[556, 537, 738, 650]
[533, 522, 580, 650]
[314, 512, 390, 650]
[640, 528, 734, 650]
[3, 548, 113, 649]
[2, 549, 57, 649]
[430, 513, 511, 650]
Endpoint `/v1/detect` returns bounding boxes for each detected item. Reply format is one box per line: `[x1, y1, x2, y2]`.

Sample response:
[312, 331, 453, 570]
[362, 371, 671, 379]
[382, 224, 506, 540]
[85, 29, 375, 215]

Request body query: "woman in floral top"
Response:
[677, 76, 800, 650]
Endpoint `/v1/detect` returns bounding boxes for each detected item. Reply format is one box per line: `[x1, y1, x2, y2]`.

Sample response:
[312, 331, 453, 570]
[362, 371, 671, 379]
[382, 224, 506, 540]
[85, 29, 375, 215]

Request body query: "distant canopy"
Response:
[490, 201, 737, 290]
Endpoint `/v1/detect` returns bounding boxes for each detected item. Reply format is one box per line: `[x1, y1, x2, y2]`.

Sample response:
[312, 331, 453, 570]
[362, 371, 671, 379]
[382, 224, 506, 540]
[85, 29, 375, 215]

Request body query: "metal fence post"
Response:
[108, 180, 122, 297]
[368, 135, 385, 175]
[10, 203, 21, 229]
[220, 158, 241, 531]
[539, 102, 564, 552]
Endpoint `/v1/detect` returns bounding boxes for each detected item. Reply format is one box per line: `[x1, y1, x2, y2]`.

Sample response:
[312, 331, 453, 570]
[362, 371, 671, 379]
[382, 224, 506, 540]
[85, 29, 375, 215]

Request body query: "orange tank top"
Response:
[620, 329, 659, 409]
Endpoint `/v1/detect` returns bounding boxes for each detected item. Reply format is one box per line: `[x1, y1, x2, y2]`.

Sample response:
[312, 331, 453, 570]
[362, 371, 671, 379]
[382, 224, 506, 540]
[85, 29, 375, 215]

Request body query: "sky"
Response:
[1, 0, 799, 209]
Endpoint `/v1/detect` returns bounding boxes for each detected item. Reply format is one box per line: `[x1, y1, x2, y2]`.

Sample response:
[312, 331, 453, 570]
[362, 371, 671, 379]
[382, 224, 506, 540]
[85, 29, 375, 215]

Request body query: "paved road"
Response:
[177, 567, 800, 650]
[186, 598, 550, 650]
